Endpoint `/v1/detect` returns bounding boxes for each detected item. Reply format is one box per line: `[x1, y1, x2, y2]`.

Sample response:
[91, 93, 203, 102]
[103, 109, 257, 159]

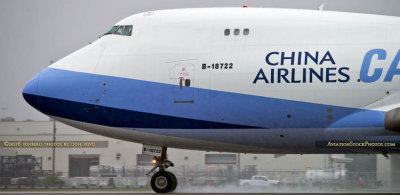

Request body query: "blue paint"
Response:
[309, 68, 323, 83]
[384, 49, 400, 82]
[253, 68, 269, 83]
[281, 52, 295, 65]
[360, 49, 386, 83]
[305, 52, 318, 65]
[338, 67, 350, 82]
[326, 67, 337, 83]
[265, 52, 279, 65]
[290, 68, 301, 83]
[22, 91, 399, 151]
[22, 73, 40, 109]
[277, 69, 289, 83]
[23, 94, 252, 129]
[24, 68, 385, 129]
[319, 51, 336, 65]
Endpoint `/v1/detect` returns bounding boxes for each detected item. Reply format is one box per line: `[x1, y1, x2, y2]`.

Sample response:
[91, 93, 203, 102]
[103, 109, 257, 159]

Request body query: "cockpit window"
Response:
[106, 26, 118, 34]
[115, 26, 124, 35]
[124, 25, 133, 36]
[104, 25, 133, 36]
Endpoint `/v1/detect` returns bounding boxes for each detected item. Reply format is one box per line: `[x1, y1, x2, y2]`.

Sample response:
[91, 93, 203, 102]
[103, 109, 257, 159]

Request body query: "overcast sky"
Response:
[1, 0, 400, 121]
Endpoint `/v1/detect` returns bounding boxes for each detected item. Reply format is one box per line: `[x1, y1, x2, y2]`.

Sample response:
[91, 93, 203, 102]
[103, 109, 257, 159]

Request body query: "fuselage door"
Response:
[173, 63, 194, 103]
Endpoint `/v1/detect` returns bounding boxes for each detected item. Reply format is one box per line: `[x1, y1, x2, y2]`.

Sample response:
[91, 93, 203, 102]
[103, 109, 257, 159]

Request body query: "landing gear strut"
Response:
[146, 147, 177, 193]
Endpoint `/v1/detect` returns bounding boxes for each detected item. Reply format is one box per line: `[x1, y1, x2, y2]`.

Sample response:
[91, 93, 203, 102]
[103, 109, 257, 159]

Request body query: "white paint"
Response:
[48, 8, 400, 111]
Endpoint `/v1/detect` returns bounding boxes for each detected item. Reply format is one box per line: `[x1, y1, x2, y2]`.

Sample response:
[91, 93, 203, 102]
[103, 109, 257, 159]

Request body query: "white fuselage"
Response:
[23, 8, 400, 154]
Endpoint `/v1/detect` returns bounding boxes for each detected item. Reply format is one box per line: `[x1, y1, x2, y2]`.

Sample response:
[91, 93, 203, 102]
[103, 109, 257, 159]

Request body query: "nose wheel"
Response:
[147, 147, 177, 193]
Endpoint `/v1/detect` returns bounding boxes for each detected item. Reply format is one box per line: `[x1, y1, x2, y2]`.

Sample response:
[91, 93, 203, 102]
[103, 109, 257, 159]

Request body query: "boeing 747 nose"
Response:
[22, 73, 40, 111]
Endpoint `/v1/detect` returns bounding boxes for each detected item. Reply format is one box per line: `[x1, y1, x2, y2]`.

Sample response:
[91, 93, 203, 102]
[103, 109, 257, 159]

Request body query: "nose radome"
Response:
[22, 73, 40, 110]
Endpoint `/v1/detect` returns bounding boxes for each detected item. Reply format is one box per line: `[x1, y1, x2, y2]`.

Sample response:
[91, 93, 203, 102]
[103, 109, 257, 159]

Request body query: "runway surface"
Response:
[1, 185, 400, 195]
[1, 190, 400, 195]
[1, 193, 400, 195]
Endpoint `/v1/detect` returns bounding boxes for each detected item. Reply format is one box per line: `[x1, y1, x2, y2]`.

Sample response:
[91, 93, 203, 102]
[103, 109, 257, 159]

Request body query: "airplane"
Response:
[22, 7, 400, 193]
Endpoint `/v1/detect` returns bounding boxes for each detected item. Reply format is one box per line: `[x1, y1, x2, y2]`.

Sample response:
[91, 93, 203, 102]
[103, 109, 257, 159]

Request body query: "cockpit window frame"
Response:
[104, 25, 133, 36]
[114, 26, 124, 35]
[123, 25, 133, 36]
[105, 26, 118, 35]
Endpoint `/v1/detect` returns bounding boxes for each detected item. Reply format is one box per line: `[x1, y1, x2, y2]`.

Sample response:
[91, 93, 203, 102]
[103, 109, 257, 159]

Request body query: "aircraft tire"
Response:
[151, 171, 173, 193]
[166, 171, 177, 192]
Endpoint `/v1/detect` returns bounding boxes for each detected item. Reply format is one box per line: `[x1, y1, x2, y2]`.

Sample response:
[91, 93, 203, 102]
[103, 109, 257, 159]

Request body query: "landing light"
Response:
[152, 156, 157, 164]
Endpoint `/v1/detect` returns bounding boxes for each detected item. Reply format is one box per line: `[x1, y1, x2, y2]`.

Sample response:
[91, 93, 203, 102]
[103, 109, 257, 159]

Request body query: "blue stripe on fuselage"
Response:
[28, 68, 384, 129]
[23, 94, 252, 129]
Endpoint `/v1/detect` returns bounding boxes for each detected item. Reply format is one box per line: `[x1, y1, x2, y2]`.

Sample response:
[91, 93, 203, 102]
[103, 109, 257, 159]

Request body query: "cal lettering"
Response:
[360, 49, 386, 83]
[384, 49, 400, 82]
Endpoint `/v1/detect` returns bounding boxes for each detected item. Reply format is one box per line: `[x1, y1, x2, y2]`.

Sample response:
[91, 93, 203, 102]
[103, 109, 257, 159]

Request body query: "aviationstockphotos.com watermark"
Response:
[318, 141, 398, 148]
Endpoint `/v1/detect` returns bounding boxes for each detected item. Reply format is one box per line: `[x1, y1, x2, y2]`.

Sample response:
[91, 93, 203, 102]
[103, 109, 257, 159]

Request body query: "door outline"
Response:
[173, 63, 194, 103]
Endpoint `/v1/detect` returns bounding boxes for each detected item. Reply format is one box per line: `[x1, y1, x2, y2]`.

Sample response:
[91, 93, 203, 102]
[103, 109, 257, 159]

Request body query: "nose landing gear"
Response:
[146, 147, 177, 193]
